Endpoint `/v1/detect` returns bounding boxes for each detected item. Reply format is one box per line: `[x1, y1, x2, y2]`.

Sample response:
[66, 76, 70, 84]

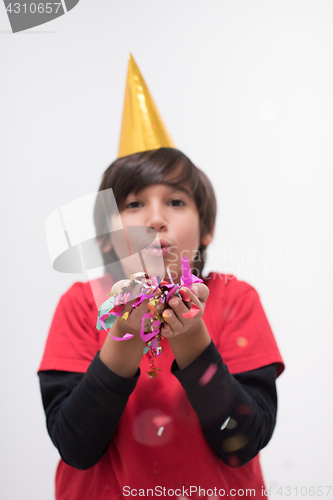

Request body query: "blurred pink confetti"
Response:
[152, 415, 173, 427]
[199, 363, 218, 386]
[132, 410, 173, 446]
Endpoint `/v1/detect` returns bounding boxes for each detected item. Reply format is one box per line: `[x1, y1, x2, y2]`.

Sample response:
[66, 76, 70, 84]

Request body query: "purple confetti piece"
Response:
[139, 313, 156, 342]
[151, 337, 158, 349]
[166, 286, 179, 303]
[141, 331, 158, 342]
[132, 294, 148, 308]
[181, 256, 193, 287]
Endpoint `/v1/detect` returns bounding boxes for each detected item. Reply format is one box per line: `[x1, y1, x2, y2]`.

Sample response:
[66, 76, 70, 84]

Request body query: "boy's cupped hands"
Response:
[112, 281, 210, 340]
[161, 283, 209, 338]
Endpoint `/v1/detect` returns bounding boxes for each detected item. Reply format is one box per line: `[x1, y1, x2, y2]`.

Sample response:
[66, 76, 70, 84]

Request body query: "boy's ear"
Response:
[201, 229, 214, 247]
[100, 237, 112, 253]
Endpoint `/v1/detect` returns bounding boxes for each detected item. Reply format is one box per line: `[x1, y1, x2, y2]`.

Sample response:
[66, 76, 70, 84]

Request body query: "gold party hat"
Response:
[117, 54, 175, 158]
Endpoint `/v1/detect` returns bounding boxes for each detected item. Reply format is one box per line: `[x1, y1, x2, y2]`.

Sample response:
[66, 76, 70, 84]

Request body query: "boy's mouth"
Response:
[145, 239, 171, 257]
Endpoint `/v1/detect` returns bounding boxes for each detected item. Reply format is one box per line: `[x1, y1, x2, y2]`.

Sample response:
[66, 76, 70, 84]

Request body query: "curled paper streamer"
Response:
[110, 333, 134, 341]
[99, 312, 134, 341]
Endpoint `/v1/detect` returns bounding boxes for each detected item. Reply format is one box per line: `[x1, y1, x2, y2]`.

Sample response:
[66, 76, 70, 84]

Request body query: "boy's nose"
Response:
[148, 222, 166, 231]
[146, 207, 167, 232]
[147, 218, 167, 231]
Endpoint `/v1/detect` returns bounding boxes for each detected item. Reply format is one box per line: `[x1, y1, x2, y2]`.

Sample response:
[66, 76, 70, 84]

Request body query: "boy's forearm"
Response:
[99, 319, 144, 378]
[39, 353, 140, 470]
[171, 341, 278, 468]
[167, 319, 211, 370]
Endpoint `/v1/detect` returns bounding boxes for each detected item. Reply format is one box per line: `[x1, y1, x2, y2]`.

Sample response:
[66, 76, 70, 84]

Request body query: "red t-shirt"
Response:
[39, 273, 284, 500]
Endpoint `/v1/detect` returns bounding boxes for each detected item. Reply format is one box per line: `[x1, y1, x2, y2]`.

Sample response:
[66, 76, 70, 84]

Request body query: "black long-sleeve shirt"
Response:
[39, 340, 277, 470]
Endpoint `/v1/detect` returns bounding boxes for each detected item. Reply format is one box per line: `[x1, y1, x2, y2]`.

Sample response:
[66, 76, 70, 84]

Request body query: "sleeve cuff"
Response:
[85, 351, 140, 398]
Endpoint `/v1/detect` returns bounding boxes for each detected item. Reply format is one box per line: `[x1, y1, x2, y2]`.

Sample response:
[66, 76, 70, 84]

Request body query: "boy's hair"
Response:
[94, 147, 216, 277]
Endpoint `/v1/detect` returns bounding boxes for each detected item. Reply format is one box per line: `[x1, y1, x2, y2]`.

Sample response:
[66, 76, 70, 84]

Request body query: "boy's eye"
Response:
[170, 199, 185, 207]
[126, 201, 142, 209]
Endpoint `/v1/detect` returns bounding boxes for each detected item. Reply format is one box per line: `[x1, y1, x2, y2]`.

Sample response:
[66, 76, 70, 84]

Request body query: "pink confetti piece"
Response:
[139, 312, 158, 342]
[152, 415, 172, 427]
[166, 285, 179, 303]
[110, 333, 134, 341]
[132, 294, 148, 308]
[199, 363, 218, 386]
[191, 275, 203, 284]
[182, 304, 201, 319]
[151, 337, 158, 349]
[180, 256, 192, 287]
[141, 331, 159, 342]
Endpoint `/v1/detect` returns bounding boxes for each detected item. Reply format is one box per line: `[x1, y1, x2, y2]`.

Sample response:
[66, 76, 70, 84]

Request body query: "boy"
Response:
[39, 147, 284, 500]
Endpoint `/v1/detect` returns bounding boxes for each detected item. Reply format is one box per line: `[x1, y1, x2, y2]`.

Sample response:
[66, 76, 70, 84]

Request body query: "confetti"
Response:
[152, 415, 172, 427]
[236, 404, 252, 415]
[182, 304, 200, 319]
[236, 336, 248, 347]
[96, 257, 203, 377]
[222, 434, 248, 452]
[226, 418, 237, 430]
[220, 416, 231, 430]
[110, 333, 134, 342]
[132, 409, 173, 446]
[199, 363, 218, 386]
[121, 312, 129, 322]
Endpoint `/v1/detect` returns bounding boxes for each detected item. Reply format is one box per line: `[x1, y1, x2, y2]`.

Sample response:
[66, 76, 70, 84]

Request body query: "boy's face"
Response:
[110, 184, 211, 281]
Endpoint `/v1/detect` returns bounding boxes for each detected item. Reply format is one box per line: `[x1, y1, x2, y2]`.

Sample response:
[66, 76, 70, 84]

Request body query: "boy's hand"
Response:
[160, 283, 209, 338]
[112, 280, 162, 337]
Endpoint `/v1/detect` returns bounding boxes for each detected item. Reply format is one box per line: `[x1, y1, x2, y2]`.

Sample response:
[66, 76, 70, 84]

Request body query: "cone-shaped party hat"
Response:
[117, 54, 175, 158]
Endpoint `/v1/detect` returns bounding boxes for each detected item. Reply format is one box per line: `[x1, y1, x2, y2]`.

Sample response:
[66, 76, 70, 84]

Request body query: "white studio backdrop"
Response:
[1, 1, 332, 499]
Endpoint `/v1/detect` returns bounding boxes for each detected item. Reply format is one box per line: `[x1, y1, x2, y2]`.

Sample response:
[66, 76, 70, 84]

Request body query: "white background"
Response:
[1, 1, 333, 499]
